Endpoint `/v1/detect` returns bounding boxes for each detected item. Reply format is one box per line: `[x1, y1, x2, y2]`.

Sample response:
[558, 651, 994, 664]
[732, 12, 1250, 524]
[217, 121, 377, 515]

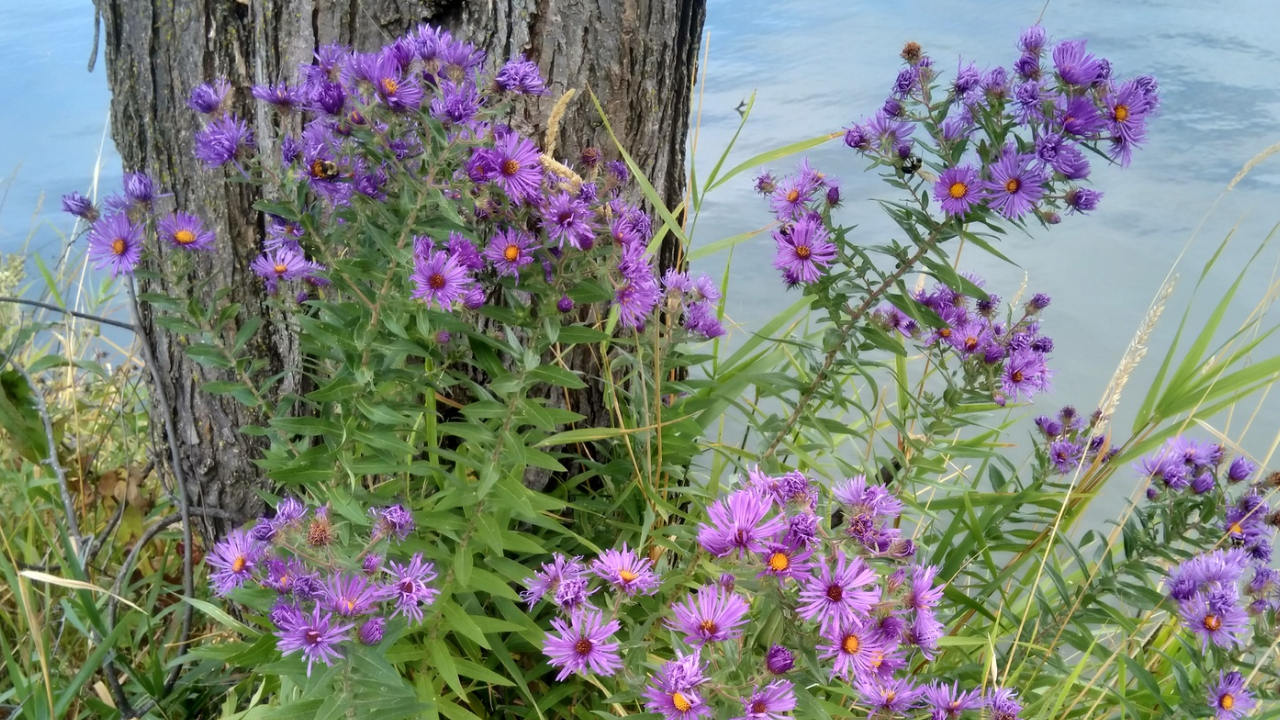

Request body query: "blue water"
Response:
[3, 1, 1278, 473]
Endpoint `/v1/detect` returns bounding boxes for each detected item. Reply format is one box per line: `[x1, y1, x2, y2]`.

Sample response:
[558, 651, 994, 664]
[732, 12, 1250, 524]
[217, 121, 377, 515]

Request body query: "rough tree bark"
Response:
[97, 0, 706, 538]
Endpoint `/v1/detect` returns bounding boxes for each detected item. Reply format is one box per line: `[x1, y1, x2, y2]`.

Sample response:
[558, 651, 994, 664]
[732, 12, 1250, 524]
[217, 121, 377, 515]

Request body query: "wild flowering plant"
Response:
[54, 13, 1280, 720]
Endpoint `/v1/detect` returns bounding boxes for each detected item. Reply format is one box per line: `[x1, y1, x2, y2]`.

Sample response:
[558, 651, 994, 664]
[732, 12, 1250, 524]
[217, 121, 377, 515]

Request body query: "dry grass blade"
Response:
[1098, 273, 1178, 424]
[19, 570, 148, 614]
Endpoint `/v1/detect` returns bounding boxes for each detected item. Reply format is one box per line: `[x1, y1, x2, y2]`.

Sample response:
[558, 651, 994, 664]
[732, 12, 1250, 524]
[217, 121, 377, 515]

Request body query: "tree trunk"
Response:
[96, 0, 706, 538]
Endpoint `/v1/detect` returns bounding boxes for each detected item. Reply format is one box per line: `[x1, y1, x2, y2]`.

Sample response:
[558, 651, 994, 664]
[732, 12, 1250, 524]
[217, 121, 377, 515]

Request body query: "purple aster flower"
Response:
[832, 474, 904, 519]
[1208, 671, 1255, 720]
[857, 676, 923, 716]
[949, 318, 995, 358]
[1228, 456, 1256, 482]
[668, 585, 751, 646]
[754, 172, 777, 194]
[1053, 39, 1104, 86]
[385, 553, 440, 623]
[798, 552, 879, 631]
[188, 78, 232, 114]
[1056, 94, 1106, 137]
[1048, 438, 1084, 474]
[591, 543, 660, 596]
[1001, 349, 1051, 401]
[818, 618, 886, 681]
[207, 528, 265, 596]
[1019, 25, 1047, 54]
[952, 61, 982, 102]
[370, 504, 415, 541]
[542, 191, 596, 249]
[557, 296, 575, 313]
[734, 680, 796, 720]
[983, 151, 1047, 219]
[1062, 187, 1101, 214]
[1166, 548, 1249, 601]
[644, 652, 713, 720]
[922, 680, 985, 720]
[891, 66, 919, 98]
[322, 572, 381, 618]
[543, 608, 622, 681]
[251, 82, 302, 112]
[1178, 591, 1249, 651]
[122, 171, 155, 208]
[936, 165, 981, 217]
[844, 124, 870, 151]
[1190, 472, 1216, 494]
[902, 565, 945, 613]
[87, 213, 144, 277]
[522, 554, 588, 607]
[262, 558, 312, 595]
[488, 133, 543, 204]
[867, 109, 914, 152]
[772, 215, 836, 284]
[412, 248, 473, 311]
[275, 605, 354, 676]
[988, 688, 1022, 720]
[495, 54, 546, 94]
[361, 553, 383, 575]
[606, 160, 630, 185]
[484, 228, 538, 278]
[157, 212, 215, 251]
[1105, 79, 1154, 144]
[61, 191, 98, 222]
[684, 301, 725, 339]
[786, 512, 819, 548]
[614, 269, 661, 330]
[696, 488, 786, 558]
[194, 114, 255, 168]
[251, 246, 310, 293]
[358, 617, 385, 646]
[441, 233, 484, 272]
[1014, 79, 1048, 123]
[769, 176, 815, 220]
[363, 52, 423, 111]
[308, 80, 346, 115]
[758, 541, 815, 583]
[765, 645, 794, 675]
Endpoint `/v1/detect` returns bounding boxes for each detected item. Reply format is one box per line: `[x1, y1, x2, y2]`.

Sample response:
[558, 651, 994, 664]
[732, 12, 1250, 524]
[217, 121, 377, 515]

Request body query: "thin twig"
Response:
[760, 228, 946, 460]
[0, 296, 135, 331]
[125, 279, 195, 695]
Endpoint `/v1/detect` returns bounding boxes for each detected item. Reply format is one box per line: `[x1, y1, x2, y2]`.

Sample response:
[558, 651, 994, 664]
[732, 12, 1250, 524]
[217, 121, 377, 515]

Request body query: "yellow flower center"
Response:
[111, 238, 127, 256]
[964, 337, 978, 351]
[501, 159, 521, 177]
[619, 569, 638, 583]
[231, 556, 246, 573]
[1011, 370, 1025, 383]
[938, 327, 952, 338]
[273, 263, 288, 275]
[699, 619, 718, 635]
[1005, 178, 1020, 193]
[795, 245, 811, 260]
[786, 189, 800, 203]
[346, 599, 355, 612]
[1221, 693, 1235, 710]
[842, 634, 860, 654]
[429, 273, 446, 290]
[672, 692, 692, 713]
[949, 181, 968, 199]
[1114, 104, 1129, 122]
[1203, 614, 1221, 631]
[174, 229, 196, 245]
[767, 552, 790, 572]
[381, 78, 399, 95]
[503, 244, 520, 262]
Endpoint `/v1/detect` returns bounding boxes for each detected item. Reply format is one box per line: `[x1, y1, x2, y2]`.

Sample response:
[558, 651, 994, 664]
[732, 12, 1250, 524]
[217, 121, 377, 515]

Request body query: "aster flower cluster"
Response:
[526, 544, 659, 680]
[204, 498, 438, 676]
[845, 28, 1156, 223]
[753, 162, 841, 288]
[60, 172, 217, 278]
[178, 24, 681, 333]
[1033, 405, 1115, 474]
[548, 466, 1021, 720]
[874, 278, 1055, 404]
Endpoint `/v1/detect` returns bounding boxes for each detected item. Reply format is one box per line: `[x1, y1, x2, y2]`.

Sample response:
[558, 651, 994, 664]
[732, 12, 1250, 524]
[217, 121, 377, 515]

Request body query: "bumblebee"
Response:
[310, 159, 340, 181]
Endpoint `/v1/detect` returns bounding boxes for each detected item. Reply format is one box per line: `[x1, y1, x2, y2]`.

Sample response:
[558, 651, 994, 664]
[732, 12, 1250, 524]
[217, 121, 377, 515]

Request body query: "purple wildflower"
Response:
[251, 82, 303, 112]
[522, 554, 588, 607]
[358, 617, 385, 646]
[983, 151, 1047, 219]
[734, 680, 796, 720]
[1208, 671, 1255, 720]
[1053, 39, 1104, 86]
[1178, 591, 1248, 651]
[922, 681, 985, 720]
[797, 552, 879, 631]
[818, 618, 885, 681]
[385, 553, 440, 623]
[765, 645, 794, 675]
[644, 652, 713, 720]
[495, 54, 546, 94]
[488, 133, 544, 204]
[857, 676, 924, 716]
[591, 544, 660, 596]
[61, 191, 98, 222]
[485, 228, 538, 278]
[207, 529, 265, 596]
[275, 605, 354, 676]
[543, 608, 622, 681]
[1048, 438, 1084, 474]
[1001, 349, 1051, 401]
[322, 572, 381, 618]
[1228, 456, 1256, 483]
[542, 191, 596, 249]
[371, 504, 415, 541]
[188, 79, 232, 114]
[194, 114, 255, 168]
[157, 212, 215, 251]
[668, 585, 751, 645]
[411, 248, 473, 311]
[772, 215, 836, 284]
[697, 488, 786, 558]
[936, 165, 981, 217]
[87, 213, 144, 277]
